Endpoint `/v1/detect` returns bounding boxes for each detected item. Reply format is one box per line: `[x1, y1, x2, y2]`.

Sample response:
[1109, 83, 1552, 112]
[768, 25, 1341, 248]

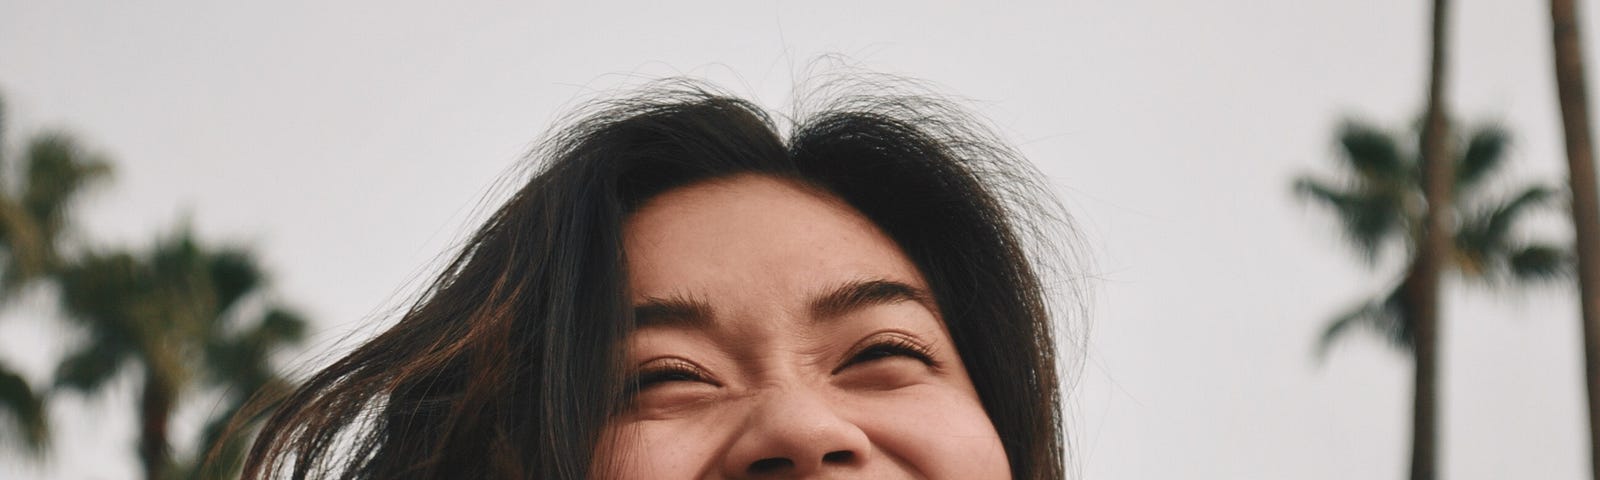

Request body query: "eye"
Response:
[623, 358, 722, 415]
[833, 333, 938, 374]
[628, 358, 714, 393]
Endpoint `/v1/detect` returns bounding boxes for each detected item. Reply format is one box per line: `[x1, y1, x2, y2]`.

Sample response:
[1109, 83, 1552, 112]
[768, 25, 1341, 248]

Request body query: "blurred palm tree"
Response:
[0, 93, 307, 478]
[52, 227, 307, 480]
[0, 94, 112, 454]
[1295, 118, 1568, 477]
[1298, 119, 1568, 354]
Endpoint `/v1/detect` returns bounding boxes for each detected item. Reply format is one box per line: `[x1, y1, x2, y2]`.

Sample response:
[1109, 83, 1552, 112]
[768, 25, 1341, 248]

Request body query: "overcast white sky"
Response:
[0, 1, 1594, 479]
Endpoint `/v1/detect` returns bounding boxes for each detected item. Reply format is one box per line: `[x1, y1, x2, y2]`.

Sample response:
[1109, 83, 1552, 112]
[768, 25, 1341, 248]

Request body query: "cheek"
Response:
[592, 418, 725, 479]
[593, 383, 1010, 480]
[597, 394, 1010, 480]
[857, 388, 1012, 479]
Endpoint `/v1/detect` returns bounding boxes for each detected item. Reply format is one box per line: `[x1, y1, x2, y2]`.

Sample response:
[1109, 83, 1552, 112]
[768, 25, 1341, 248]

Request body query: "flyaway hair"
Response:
[234, 75, 1081, 480]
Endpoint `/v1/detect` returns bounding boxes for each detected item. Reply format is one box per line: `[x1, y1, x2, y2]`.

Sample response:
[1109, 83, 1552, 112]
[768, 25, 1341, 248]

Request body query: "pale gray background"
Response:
[0, 1, 1591, 478]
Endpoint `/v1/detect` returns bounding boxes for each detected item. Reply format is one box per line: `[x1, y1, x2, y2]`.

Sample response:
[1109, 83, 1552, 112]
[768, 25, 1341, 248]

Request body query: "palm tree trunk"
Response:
[1411, 0, 1453, 479]
[1400, 262, 1441, 480]
[139, 370, 173, 480]
[1551, 0, 1600, 477]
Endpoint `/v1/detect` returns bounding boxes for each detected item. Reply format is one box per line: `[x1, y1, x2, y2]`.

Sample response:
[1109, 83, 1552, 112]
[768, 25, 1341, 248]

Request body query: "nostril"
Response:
[822, 450, 854, 463]
[749, 457, 794, 473]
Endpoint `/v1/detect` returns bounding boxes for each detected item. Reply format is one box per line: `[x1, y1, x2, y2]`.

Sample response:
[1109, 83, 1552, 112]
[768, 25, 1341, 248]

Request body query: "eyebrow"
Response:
[632, 292, 714, 329]
[631, 279, 935, 329]
[809, 279, 935, 320]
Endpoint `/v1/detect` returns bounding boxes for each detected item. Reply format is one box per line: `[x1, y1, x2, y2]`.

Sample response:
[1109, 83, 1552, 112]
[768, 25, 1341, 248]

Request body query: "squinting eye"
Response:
[835, 334, 938, 374]
[638, 367, 702, 386]
[629, 358, 712, 393]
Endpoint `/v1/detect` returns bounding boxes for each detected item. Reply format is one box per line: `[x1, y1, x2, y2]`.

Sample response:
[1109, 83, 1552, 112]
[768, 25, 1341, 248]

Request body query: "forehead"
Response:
[622, 175, 928, 309]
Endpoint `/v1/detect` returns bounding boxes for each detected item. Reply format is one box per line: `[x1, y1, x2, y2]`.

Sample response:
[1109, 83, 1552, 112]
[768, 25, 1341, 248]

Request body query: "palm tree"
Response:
[1295, 118, 1568, 477]
[52, 227, 306, 480]
[0, 94, 111, 454]
[1548, 0, 1600, 476]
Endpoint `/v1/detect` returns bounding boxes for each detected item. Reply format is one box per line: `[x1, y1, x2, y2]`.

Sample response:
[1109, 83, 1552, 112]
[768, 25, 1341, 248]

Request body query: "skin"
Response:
[595, 174, 1010, 479]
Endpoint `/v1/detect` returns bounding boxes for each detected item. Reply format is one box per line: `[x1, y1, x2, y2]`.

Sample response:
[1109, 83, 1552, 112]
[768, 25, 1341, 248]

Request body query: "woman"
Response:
[241, 78, 1074, 479]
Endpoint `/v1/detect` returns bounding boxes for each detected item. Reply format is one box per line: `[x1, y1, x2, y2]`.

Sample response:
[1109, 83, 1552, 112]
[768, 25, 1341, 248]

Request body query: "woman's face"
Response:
[596, 174, 1010, 479]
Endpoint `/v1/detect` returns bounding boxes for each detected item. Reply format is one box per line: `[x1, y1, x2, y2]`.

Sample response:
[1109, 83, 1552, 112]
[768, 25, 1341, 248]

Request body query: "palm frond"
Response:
[1455, 125, 1510, 194]
[55, 251, 142, 331]
[20, 132, 110, 242]
[202, 333, 265, 391]
[1509, 244, 1572, 282]
[1315, 282, 1413, 363]
[255, 307, 307, 347]
[207, 249, 261, 320]
[1457, 184, 1560, 265]
[1316, 300, 1379, 361]
[202, 307, 304, 391]
[1315, 288, 1407, 360]
[1374, 284, 1413, 351]
[1337, 121, 1409, 182]
[150, 229, 204, 282]
[0, 361, 47, 453]
[1484, 185, 1559, 242]
[1294, 176, 1406, 263]
[53, 339, 129, 394]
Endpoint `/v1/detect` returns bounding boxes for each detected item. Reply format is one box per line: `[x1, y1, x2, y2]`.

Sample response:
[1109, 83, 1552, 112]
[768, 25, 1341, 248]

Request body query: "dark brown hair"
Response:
[240, 78, 1076, 479]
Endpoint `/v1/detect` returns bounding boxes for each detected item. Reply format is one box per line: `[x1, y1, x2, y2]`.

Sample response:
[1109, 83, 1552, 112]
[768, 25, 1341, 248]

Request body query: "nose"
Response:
[720, 387, 871, 477]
